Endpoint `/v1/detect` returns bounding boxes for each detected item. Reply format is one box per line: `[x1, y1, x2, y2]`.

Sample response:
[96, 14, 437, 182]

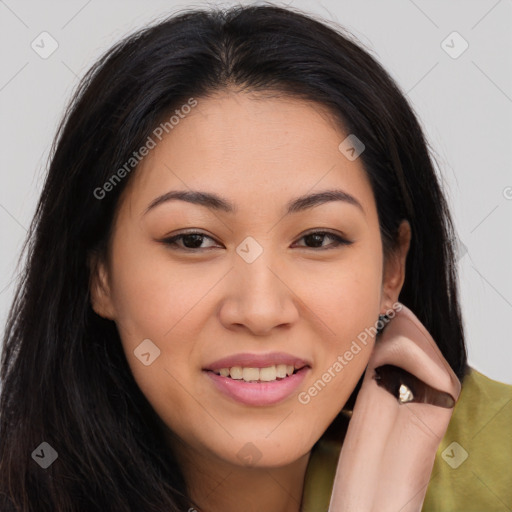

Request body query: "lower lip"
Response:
[204, 367, 310, 406]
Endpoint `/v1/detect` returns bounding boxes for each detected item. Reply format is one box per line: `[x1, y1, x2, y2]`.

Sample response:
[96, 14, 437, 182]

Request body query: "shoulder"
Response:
[423, 367, 512, 511]
[301, 368, 512, 512]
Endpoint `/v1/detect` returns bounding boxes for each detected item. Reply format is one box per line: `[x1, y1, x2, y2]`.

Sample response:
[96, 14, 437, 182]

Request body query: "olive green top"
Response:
[301, 368, 512, 511]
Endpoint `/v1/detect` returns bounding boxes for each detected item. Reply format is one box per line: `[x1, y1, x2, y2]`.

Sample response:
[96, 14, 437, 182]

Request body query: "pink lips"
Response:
[204, 367, 310, 406]
[202, 352, 311, 406]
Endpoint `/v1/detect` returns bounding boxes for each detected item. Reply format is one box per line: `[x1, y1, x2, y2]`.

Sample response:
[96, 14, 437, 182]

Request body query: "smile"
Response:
[204, 365, 310, 406]
[211, 363, 303, 382]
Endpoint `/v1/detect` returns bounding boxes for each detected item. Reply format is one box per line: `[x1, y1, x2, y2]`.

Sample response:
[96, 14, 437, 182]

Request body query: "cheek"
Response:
[300, 244, 382, 409]
[106, 249, 203, 431]
[302, 243, 383, 338]
[107, 228, 197, 342]
[105, 233, 205, 405]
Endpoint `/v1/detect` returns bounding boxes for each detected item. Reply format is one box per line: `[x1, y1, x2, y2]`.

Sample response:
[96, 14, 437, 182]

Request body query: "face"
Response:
[90, 90, 409, 470]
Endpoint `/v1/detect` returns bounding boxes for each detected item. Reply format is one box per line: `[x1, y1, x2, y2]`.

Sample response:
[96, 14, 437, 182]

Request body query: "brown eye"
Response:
[294, 231, 353, 250]
[162, 232, 219, 250]
[161, 229, 353, 252]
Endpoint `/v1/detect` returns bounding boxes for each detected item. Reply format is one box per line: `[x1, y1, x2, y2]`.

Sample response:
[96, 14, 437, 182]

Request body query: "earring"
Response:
[376, 314, 389, 334]
[398, 383, 414, 404]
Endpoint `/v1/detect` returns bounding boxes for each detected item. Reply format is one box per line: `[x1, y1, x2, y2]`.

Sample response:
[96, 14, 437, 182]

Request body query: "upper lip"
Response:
[203, 352, 312, 371]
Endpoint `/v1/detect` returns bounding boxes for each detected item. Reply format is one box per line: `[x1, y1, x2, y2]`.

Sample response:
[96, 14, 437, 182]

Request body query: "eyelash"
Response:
[161, 230, 353, 252]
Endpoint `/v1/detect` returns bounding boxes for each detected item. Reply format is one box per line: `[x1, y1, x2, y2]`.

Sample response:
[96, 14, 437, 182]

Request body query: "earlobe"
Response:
[380, 220, 411, 311]
[87, 251, 115, 320]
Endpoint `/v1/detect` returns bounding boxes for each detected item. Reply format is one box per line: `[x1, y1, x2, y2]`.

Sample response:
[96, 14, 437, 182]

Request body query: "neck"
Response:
[169, 435, 311, 512]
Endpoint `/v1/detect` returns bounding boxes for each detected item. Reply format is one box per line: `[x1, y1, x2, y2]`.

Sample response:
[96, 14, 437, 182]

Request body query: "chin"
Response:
[212, 432, 316, 469]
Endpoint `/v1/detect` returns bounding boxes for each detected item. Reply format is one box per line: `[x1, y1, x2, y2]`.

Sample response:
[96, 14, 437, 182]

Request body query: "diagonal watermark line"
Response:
[0, 62, 29, 92]
[402, 401, 443, 440]
[469, 204, 499, 233]
[0, 281, 10, 296]
[204, 470, 234, 500]
[61, 60, 80, 79]
[470, 397, 511, 440]
[266, 266, 337, 336]
[397, 472, 436, 512]
[61, 0, 92, 29]
[263, 468, 301, 505]
[471, 0, 503, 30]
[0, 269, 23, 297]
[0, 0, 29, 28]
[163, 367, 234, 438]
[0, 279, 14, 297]
[0, 204, 27, 232]
[471, 470, 511, 510]
[408, 0, 439, 28]
[265, 409, 294, 438]
[470, 265, 512, 309]
[163, 267, 234, 338]
[406, 62, 439, 96]
[159, 162, 336, 340]
[472, 61, 512, 105]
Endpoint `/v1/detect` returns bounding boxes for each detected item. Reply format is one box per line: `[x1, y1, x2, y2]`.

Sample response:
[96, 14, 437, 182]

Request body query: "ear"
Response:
[380, 220, 411, 312]
[87, 250, 116, 320]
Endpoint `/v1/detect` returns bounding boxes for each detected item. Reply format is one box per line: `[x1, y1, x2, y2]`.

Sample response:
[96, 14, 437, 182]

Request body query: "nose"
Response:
[218, 249, 300, 336]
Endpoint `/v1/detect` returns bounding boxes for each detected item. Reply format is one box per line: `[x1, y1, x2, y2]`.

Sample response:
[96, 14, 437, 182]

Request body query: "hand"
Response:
[328, 304, 461, 512]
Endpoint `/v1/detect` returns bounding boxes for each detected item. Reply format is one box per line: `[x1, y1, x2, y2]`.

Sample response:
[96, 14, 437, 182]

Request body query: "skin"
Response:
[89, 89, 411, 512]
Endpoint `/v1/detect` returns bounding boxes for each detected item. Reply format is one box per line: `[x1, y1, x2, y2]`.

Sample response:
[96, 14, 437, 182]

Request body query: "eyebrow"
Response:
[143, 188, 364, 216]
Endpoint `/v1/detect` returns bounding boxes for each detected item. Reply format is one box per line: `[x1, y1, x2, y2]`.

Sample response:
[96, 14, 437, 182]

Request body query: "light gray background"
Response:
[1, 0, 511, 383]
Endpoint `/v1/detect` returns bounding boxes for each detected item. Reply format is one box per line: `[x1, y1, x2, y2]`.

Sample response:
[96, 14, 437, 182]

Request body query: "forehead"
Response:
[120, 91, 376, 218]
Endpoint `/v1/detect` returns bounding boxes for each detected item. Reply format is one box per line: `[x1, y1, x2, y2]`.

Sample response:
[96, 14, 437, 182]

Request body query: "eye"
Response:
[161, 229, 353, 252]
[162, 231, 219, 250]
[293, 230, 353, 250]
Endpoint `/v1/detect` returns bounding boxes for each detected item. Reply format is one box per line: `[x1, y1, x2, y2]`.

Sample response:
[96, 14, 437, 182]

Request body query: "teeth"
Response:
[276, 364, 287, 378]
[259, 366, 277, 381]
[212, 364, 300, 382]
[242, 367, 260, 382]
[230, 366, 243, 380]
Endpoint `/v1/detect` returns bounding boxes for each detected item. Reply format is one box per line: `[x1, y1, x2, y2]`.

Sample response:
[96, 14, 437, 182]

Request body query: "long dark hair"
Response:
[0, 4, 467, 511]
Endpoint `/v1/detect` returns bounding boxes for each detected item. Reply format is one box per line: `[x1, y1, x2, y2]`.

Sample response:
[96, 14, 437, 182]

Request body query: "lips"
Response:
[204, 365, 311, 406]
[203, 352, 311, 371]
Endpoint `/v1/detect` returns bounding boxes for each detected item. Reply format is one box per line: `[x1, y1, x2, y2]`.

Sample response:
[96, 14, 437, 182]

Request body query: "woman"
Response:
[1, 4, 510, 511]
